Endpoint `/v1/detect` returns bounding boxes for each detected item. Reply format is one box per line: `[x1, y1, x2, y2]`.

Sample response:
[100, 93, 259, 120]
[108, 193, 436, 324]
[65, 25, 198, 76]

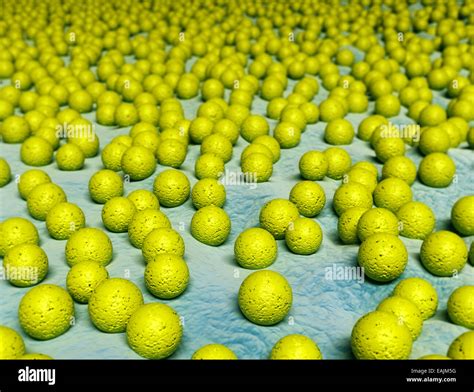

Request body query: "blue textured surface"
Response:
[1, 74, 473, 359]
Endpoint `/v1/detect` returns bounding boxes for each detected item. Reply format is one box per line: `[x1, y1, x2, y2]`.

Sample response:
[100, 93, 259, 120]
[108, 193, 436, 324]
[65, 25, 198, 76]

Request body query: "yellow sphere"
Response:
[451, 196, 474, 236]
[238, 270, 292, 326]
[338, 207, 369, 244]
[0, 217, 39, 257]
[66, 261, 109, 303]
[46, 202, 85, 240]
[192, 344, 237, 360]
[191, 205, 231, 246]
[153, 169, 190, 207]
[393, 277, 438, 321]
[3, 243, 48, 287]
[357, 208, 399, 242]
[0, 158, 11, 187]
[299, 150, 328, 180]
[128, 209, 171, 248]
[19, 284, 74, 340]
[27, 183, 67, 220]
[377, 296, 423, 340]
[324, 147, 352, 180]
[418, 152, 456, 188]
[382, 156, 417, 185]
[333, 182, 373, 216]
[126, 303, 183, 359]
[88, 169, 123, 204]
[447, 331, 474, 360]
[289, 181, 326, 217]
[17, 169, 51, 200]
[285, 217, 323, 255]
[373, 178, 412, 213]
[396, 201, 435, 240]
[56, 143, 85, 171]
[101, 197, 136, 233]
[358, 233, 408, 282]
[420, 231, 467, 277]
[127, 189, 159, 211]
[89, 278, 143, 333]
[447, 286, 474, 329]
[259, 198, 300, 239]
[234, 227, 277, 269]
[351, 311, 412, 359]
[144, 254, 189, 299]
[65, 227, 113, 266]
[142, 228, 185, 263]
[241, 153, 273, 183]
[270, 334, 322, 360]
[0, 326, 25, 359]
[191, 178, 226, 209]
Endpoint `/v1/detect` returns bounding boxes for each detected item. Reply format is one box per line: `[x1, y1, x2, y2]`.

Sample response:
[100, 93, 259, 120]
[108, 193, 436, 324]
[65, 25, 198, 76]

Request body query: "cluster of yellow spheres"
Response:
[0, 0, 473, 362]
